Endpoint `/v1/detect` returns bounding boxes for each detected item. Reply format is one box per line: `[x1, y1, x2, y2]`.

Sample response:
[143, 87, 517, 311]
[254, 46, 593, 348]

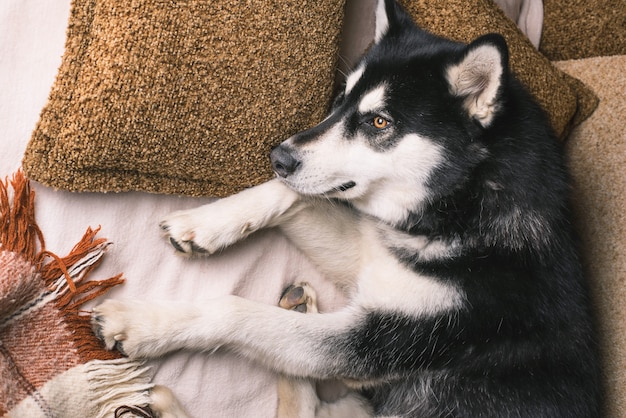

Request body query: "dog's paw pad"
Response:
[92, 301, 130, 353]
[279, 282, 318, 313]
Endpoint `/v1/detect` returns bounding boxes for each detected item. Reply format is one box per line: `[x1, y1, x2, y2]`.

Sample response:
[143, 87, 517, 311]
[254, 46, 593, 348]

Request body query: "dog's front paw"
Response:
[159, 208, 211, 256]
[160, 202, 255, 256]
[92, 300, 174, 359]
[160, 181, 300, 256]
[279, 282, 318, 314]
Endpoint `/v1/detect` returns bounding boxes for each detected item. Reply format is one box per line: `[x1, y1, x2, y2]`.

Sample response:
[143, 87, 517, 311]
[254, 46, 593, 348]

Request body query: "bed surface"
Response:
[0, 1, 346, 416]
[1, 0, 557, 416]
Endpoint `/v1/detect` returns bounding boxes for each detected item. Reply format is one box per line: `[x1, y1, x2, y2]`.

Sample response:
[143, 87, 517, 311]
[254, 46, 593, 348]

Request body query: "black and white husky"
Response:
[93, 1, 602, 416]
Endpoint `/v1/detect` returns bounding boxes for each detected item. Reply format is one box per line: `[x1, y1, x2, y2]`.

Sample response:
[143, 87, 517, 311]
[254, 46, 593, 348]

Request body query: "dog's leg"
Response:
[91, 295, 359, 373]
[92, 249, 461, 380]
[160, 175, 363, 292]
[149, 385, 191, 418]
[93, 259, 459, 407]
[160, 179, 301, 255]
[276, 283, 373, 418]
[277, 202, 364, 292]
[277, 283, 320, 418]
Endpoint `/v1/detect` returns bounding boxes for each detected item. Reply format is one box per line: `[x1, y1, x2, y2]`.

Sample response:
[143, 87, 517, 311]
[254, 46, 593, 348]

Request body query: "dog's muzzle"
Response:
[270, 144, 301, 178]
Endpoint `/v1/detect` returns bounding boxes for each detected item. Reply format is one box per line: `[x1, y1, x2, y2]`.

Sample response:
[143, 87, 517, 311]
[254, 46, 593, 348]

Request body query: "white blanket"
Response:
[0, 1, 344, 416]
[1, 1, 543, 415]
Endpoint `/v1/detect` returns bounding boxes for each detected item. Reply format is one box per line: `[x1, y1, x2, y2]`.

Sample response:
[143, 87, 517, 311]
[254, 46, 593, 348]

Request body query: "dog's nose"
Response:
[270, 145, 300, 178]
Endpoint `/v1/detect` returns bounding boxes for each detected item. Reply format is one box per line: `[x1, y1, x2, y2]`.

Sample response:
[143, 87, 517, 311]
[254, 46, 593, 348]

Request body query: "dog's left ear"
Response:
[375, 0, 393, 42]
[446, 34, 509, 128]
[375, 0, 415, 43]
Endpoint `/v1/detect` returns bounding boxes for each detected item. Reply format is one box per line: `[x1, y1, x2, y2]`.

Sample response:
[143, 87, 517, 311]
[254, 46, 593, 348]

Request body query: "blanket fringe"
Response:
[41, 229, 125, 312]
[85, 359, 155, 418]
[40, 227, 126, 363]
[0, 170, 44, 261]
[1, 171, 155, 417]
[1, 170, 126, 362]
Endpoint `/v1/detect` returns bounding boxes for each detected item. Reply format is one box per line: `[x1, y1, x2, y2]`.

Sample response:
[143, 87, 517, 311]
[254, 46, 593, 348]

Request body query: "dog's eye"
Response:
[373, 116, 389, 129]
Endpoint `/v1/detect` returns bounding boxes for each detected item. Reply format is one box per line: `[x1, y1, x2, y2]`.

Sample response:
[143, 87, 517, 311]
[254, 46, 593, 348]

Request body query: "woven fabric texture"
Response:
[23, 0, 346, 197]
[541, 0, 626, 60]
[0, 171, 154, 417]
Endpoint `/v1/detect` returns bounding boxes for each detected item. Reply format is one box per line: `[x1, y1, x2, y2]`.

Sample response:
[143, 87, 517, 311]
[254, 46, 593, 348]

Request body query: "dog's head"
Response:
[271, 0, 510, 225]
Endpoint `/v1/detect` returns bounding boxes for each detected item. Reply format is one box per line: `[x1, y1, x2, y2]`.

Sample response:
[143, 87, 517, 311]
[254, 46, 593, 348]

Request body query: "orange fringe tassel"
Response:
[1, 169, 125, 362]
[0, 170, 44, 261]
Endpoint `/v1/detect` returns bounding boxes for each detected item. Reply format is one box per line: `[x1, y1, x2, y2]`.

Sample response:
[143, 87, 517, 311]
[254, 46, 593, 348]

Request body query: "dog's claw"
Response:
[169, 237, 186, 253]
[114, 340, 127, 356]
[91, 316, 104, 340]
[190, 242, 209, 254]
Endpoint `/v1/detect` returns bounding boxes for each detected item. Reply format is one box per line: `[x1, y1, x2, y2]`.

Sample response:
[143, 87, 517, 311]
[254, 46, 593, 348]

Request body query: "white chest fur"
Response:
[354, 224, 464, 317]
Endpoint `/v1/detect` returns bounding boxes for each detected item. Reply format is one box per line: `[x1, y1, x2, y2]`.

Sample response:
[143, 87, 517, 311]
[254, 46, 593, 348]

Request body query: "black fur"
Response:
[318, 1, 601, 416]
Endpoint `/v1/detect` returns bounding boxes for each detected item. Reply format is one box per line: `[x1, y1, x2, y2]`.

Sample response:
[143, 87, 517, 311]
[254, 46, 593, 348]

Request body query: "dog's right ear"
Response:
[374, 0, 414, 43]
[446, 34, 509, 128]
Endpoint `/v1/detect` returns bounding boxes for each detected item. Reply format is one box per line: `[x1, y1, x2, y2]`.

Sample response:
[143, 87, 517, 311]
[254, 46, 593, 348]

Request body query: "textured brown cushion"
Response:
[398, 0, 598, 140]
[541, 0, 626, 61]
[24, 0, 598, 197]
[23, 0, 346, 197]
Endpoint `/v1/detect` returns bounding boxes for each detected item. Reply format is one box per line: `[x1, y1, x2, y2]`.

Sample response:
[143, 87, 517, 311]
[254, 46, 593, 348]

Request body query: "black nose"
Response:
[270, 145, 300, 178]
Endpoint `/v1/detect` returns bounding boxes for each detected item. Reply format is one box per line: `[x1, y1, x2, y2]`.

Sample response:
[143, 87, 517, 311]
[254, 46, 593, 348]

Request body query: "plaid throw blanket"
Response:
[0, 171, 154, 417]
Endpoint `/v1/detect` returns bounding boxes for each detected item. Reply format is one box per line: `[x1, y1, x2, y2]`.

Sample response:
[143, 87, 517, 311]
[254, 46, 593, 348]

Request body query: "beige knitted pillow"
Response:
[23, 0, 346, 197]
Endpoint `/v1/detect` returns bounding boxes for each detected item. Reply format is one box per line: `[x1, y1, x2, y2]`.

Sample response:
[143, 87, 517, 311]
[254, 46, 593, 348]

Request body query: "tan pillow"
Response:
[23, 0, 346, 197]
[558, 55, 626, 418]
[398, 0, 598, 139]
[540, 0, 626, 61]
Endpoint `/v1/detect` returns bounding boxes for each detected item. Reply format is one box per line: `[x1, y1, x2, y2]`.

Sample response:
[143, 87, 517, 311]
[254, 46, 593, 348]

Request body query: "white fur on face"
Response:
[282, 124, 443, 226]
[358, 84, 387, 114]
[345, 65, 365, 95]
[349, 134, 443, 224]
[280, 123, 351, 195]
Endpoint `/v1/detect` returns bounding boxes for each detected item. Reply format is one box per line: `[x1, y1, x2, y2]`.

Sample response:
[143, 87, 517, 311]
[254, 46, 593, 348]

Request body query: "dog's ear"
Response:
[374, 0, 392, 42]
[374, 0, 414, 43]
[446, 34, 509, 128]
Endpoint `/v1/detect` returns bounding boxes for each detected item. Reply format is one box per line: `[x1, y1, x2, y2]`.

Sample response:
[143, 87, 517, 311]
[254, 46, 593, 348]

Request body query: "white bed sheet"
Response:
[0, 1, 544, 415]
[0, 1, 344, 416]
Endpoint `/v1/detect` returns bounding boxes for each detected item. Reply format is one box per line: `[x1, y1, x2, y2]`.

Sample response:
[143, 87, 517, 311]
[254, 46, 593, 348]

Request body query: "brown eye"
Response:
[373, 116, 389, 129]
